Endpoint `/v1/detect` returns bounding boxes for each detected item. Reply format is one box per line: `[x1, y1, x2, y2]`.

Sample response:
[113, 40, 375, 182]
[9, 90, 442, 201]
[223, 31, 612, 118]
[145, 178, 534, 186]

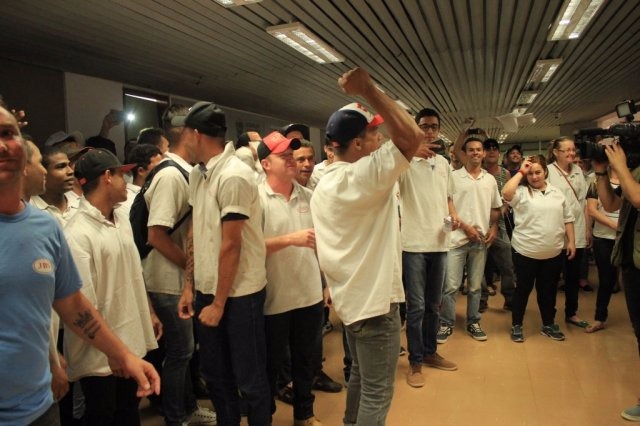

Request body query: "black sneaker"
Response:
[312, 371, 342, 393]
[276, 384, 294, 405]
[466, 323, 487, 341]
[541, 324, 565, 341]
[510, 325, 524, 343]
[436, 325, 453, 344]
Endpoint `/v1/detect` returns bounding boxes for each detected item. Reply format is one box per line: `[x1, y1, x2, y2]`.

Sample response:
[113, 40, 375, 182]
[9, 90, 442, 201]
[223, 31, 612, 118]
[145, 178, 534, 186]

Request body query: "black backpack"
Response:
[129, 159, 191, 259]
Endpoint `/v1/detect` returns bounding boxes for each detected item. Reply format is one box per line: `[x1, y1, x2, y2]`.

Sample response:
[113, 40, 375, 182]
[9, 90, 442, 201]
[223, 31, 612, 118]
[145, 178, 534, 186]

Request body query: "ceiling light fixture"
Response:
[212, 0, 262, 7]
[266, 22, 344, 64]
[517, 91, 538, 105]
[526, 59, 563, 87]
[548, 0, 604, 41]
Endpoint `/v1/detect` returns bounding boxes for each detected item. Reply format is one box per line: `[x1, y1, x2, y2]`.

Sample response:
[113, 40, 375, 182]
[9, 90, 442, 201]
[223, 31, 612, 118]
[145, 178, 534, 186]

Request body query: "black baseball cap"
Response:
[483, 138, 499, 150]
[280, 123, 310, 140]
[74, 148, 135, 186]
[171, 101, 226, 137]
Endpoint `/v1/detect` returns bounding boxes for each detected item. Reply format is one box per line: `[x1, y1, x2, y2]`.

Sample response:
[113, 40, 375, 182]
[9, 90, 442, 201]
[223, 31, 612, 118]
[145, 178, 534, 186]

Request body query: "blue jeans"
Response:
[195, 289, 270, 426]
[344, 304, 400, 426]
[265, 301, 323, 421]
[481, 227, 515, 303]
[441, 242, 487, 327]
[402, 251, 447, 365]
[148, 292, 196, 425]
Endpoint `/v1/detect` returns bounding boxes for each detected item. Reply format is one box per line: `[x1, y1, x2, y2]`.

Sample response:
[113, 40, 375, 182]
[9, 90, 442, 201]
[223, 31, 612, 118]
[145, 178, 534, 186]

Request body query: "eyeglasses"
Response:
[419, 124, 440, 131]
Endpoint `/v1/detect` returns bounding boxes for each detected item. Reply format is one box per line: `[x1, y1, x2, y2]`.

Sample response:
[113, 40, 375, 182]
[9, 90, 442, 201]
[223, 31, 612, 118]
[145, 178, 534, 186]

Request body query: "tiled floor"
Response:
[142, 273, 639, 425]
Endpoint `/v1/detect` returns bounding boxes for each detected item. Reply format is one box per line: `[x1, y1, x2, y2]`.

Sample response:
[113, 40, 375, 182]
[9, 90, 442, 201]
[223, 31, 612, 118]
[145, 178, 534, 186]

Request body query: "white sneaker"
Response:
[188, 406, 217, 425]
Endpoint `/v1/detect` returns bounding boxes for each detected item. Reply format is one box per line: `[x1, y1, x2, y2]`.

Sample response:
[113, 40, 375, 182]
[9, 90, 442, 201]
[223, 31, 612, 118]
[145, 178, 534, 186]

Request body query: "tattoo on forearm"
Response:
[185, 232, 195, 290]
[72, 309, 101, 340]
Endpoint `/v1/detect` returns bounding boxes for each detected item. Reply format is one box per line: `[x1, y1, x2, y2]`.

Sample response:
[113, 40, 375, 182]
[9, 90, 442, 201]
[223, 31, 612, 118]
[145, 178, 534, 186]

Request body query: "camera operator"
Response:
[593, 143, 640, 422]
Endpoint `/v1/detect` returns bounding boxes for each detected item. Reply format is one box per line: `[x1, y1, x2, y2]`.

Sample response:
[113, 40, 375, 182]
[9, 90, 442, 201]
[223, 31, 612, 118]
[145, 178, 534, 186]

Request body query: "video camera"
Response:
[574, 100, 640, 169]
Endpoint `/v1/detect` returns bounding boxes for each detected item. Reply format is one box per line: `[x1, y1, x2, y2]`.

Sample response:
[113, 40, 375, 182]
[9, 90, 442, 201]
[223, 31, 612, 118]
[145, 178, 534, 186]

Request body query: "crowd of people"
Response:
[2, 66, 640, 425]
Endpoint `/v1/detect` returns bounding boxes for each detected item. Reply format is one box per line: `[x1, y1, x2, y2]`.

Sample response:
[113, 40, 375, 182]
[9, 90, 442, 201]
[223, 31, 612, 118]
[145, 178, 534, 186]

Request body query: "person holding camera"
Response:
[592, 144, 640, 422]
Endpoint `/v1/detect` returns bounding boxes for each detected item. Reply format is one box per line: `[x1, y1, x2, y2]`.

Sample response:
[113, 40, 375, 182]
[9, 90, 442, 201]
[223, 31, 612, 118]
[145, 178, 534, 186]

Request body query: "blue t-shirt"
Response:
[0, 203, 82, 425]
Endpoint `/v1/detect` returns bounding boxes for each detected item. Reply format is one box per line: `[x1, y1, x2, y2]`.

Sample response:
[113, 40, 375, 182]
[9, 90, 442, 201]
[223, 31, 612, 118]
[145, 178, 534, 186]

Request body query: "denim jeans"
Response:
[344, 304, 400, 426]
[592, 237, 617, 321]
[511, 251, 564, 326]
[265, 301, 323, 421]
[195, 289, 270, 426]
[441, 242, 487, 327]
[480, 227, 515, 304]
[148, 292, 196, 425]
[402, 251, 447, 365]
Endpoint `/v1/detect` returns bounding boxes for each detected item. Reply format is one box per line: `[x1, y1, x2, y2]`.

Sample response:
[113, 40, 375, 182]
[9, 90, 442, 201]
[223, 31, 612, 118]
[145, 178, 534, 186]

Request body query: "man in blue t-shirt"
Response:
[0, 106, 160, 425]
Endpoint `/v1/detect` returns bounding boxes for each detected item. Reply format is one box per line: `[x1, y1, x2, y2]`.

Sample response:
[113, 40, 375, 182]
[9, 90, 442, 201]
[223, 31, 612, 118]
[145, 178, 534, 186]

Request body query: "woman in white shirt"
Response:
[546, 137, 591, 328]
[585, 168, 620, 333]
[503, 155, 576, 342]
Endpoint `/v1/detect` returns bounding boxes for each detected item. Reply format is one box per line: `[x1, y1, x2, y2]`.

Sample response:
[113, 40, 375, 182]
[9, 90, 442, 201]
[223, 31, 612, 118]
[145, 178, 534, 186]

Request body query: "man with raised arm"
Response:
[311, 68, 429, 425]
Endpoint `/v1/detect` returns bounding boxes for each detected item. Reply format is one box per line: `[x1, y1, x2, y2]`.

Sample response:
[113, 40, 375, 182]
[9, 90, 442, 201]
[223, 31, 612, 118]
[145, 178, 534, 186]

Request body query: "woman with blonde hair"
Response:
[503, 155, 575, 342]
[546, 137, 591, 328]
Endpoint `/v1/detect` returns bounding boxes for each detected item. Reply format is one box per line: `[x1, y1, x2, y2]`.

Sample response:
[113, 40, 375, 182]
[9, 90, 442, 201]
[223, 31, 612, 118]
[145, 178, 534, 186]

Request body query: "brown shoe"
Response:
[406, 364, 425, 388]
[294, 416, 323, 426]
[423, 352, 458, 371]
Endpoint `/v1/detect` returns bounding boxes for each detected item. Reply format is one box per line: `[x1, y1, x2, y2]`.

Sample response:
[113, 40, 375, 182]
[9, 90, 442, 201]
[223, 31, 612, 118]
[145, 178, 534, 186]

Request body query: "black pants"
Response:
[79, 376, 140, 426]
[593, 237, 617, 321]
[563, 248, 584, 318]
[623, 265, 640, 355]
[511, 251, 564, 326]
[265, 301, 323, 421]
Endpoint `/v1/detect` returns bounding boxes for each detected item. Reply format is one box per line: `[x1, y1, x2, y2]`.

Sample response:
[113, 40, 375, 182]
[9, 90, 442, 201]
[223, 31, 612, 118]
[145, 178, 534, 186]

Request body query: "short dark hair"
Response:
[82, 167, 116, 195]
[462, 137, 484, 151]
[162, 104, 190, 145]
[137, 127, 165, 148]
[41, 145, 68, 169]
[295, 139, 315, 155]
[126, 144, 162, 179]
[415, 108, 440, 125]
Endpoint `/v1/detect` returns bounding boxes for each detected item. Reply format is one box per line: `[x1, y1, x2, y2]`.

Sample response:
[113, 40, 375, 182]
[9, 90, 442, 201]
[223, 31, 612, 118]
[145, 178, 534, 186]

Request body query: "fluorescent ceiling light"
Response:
[266, 22, 344, 64]
[517, 91, 538, 105]
[395, 99, 410, 111]
[526, 59, 563, 87]
[212, 0, 261, 7]
[548, 0, 604, 41]
[124, 93, 167, 103]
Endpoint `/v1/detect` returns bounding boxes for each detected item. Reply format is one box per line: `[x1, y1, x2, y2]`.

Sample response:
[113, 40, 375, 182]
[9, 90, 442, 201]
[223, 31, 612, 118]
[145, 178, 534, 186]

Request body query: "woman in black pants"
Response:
[502, 155, 576, 342]
[586, 168, 620, 333]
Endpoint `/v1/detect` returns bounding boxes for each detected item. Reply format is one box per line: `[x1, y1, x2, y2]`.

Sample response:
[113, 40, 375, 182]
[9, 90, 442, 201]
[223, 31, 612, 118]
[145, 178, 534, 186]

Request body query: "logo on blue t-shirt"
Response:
[32, 258, 54, 275]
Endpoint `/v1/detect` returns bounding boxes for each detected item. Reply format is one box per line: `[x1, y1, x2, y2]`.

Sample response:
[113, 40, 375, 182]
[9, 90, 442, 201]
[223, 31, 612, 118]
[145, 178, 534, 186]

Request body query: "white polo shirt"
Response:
[64, 199, 157, 381]
[116, 182, 140, 217]
[399, 154, 454, 252]
[142, 154, 193, 295]
[547, 162, 588, 248]
[189, 142, 266, 297]
[311, 142, 409, 326]
[449, 167, 502, 249]
[508, 184, 575, 260]
[259, 180, 322, 315]
[30, 194, 80, 227]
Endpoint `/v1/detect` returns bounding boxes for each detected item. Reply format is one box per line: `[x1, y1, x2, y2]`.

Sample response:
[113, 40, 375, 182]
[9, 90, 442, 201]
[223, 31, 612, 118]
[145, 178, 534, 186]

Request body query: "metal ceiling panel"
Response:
[1, 0, 639, 143]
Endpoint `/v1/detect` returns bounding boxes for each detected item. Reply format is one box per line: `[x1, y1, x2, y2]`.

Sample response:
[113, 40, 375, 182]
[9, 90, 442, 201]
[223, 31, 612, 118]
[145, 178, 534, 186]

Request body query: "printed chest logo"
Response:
[298, 204, 310, 214]
[33, 259, 54, 275]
